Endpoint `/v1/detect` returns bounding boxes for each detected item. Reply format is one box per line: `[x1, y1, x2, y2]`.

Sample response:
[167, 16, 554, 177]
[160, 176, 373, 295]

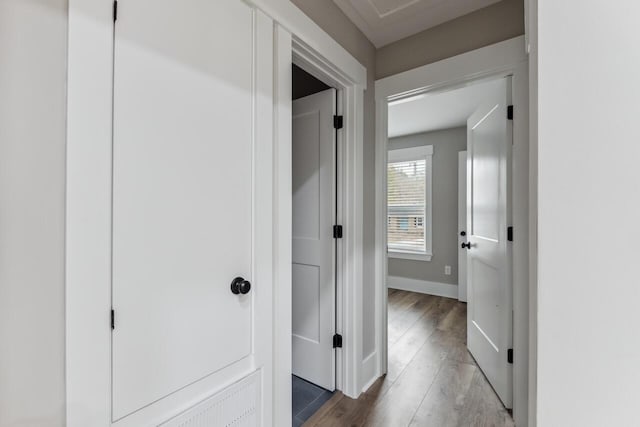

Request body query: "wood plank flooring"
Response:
[303, 289, 514, 427]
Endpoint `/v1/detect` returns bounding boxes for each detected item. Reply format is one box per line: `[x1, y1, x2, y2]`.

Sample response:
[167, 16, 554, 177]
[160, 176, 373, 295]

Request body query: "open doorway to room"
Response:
[290, 64, 339, 427]
[372, 37, 530, 427]
[383, 77, 514, 425]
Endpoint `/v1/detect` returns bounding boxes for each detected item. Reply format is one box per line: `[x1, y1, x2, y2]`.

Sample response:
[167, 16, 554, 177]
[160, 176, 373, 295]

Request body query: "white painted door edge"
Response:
[374, 35, 530, 427]
[458, 151, 468, 302]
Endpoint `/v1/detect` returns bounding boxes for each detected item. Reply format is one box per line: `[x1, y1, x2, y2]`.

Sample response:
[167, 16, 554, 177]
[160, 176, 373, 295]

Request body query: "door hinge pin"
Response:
[113, 0, 118, 22]
[333, 115, 343, 130]
[507, 226, 513, 242]
[333, 225, 343, 239]
[111, 309, 115, 330]
[507, 348, 513, 364]
[507, 105, 513, 120]
[333, 334, 343, 348]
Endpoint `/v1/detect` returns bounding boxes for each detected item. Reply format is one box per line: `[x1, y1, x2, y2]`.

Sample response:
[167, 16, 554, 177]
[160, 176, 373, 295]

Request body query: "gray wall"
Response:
[387, 128, 466, 285]
[0, 0, 68, 425]
[291, 0, 378, 359]
[376, 0, 524, 79]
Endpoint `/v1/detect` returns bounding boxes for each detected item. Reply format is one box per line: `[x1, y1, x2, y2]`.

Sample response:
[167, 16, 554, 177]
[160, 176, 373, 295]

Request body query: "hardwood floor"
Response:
[303, 289, 514, 427]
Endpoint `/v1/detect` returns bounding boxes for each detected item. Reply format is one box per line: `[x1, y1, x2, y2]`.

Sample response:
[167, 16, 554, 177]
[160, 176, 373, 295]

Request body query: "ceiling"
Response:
[333, 0, 502, 47]
[388, 78, 503, 138]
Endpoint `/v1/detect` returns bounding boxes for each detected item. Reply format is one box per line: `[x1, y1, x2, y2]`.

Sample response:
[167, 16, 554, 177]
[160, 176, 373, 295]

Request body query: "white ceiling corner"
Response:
[333, 0, 503, 48]
[388, 79, 503, 138]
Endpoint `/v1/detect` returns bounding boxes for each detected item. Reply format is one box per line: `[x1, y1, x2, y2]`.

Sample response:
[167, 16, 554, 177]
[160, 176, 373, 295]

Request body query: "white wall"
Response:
[0, 0, 68, 425]
[536, 0, 640, 424]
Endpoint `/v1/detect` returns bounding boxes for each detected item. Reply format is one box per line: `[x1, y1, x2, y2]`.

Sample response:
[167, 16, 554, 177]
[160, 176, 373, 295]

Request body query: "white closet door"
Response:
[466, 78, 513, 408]
[292, 89, 336, 390]
[111, 0, 272, 421]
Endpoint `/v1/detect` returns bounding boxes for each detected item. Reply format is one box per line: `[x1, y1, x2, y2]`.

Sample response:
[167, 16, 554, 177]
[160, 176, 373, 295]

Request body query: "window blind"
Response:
[387, 158, 426, 254]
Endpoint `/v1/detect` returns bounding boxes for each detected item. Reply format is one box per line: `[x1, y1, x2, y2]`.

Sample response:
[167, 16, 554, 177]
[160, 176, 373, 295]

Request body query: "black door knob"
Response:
[460, 231, 466, 236]
[231, 277, 251, 295]
[461, 242, 471, 249]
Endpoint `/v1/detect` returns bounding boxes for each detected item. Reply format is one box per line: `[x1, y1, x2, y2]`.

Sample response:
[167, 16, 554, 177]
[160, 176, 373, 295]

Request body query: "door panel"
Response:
[466, 78, 513, 408]
[111, 0, 260, 419]
[292, 264, 321, 342]
[292, 89, 336, 391]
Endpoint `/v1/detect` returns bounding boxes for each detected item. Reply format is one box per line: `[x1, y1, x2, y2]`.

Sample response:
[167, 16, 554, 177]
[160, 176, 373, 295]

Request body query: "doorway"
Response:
[291, 64, 339, 426]
[383, 76, 514, 424]
[374, 37, 530, 426]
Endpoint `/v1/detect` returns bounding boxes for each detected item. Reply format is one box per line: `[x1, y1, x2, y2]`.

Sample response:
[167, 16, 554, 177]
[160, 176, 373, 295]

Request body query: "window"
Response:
[387, 145, 433, 261]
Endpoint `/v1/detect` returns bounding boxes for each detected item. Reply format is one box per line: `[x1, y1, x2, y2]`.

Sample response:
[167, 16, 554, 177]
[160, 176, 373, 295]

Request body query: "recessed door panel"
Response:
[292, 264, 321, 342]
[471, 258, 501, 351]
[111, 0, 257, 419]
[471, 107, 502, 242]
[293, 111, 321, 241]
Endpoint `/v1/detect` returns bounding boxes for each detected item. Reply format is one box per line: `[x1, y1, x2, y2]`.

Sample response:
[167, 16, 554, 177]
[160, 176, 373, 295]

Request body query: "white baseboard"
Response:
[387, 276, 458, 299]
[360, 351, 379, 394]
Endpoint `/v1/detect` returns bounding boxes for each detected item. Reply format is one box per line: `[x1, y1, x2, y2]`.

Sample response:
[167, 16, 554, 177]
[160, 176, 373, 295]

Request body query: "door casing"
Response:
[374, 36, 531, 427]
[274, 30, 366, 426]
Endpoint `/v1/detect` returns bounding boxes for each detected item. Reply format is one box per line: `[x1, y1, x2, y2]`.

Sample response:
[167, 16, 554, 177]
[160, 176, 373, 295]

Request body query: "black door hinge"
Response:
[507, 105, 514, 120]
[111, 309, 115, 330]
[507, 226, 513, 242]
[333, 334, 343, 348]
[333, 115, 343, 130]
[507, 348, 514, 364]
[333, 225, 343, 239]
[113, 0, 118, 22]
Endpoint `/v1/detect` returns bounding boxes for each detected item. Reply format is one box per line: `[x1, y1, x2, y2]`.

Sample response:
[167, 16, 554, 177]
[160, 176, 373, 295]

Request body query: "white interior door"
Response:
[111, 0, 271, 421]
[458, 150, 468, 302]
[292, 89, 336, 390]
[466, 78, 513, 408]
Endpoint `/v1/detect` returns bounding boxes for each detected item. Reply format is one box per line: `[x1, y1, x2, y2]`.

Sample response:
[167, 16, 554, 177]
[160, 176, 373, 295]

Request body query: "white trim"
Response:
[387, 276, 458, 299]
[66, 2, 113, 425]
[376, 36, 525, 100]
[387, 252, 432, 262]
[374, 36, 531, 427]
[272, 24, 293, 427]
[387, 144, 433, 259]
[271, 9, 366, 427]
[360, 352, 378, 393]
[287, 44, 364, 401]
[66, 1, 366, 426]
[251, 0, 366, 88]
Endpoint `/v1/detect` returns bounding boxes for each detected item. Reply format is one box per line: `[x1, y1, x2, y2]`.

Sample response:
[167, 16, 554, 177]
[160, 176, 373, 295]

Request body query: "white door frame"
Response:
[270, 16, 368, 426]
[274, 27, 366, 402]
[374, 36, 531, 427]
[66, 1, 366, 426]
